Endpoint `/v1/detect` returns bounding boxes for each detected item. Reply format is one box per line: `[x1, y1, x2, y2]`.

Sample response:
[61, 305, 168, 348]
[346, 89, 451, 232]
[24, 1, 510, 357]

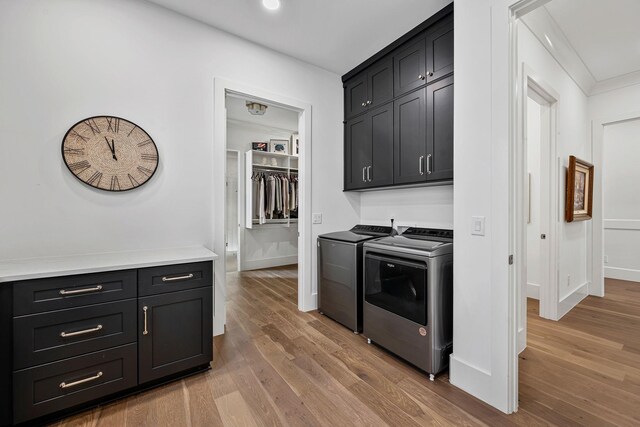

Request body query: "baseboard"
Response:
[605, 266, 640, 283]
[558, 281, 589, 319]
[526, 282, 540, 300]
[241, 255, 298, 271]
[449, 355, 509, 413]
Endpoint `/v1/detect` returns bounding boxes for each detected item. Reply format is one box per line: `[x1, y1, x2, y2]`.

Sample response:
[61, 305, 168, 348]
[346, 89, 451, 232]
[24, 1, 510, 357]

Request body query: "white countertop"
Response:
[0, 247, 218, 283]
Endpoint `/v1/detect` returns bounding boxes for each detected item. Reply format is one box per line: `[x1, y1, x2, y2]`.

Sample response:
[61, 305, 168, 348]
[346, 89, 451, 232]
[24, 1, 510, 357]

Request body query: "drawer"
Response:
[14, 299, 137, 370]
[138, 261, 213, 296]
[13, 270, 137, 316]
[13, 343, 137, 424]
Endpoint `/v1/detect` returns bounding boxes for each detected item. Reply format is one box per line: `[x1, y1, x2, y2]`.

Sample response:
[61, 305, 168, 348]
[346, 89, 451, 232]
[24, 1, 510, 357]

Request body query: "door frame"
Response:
[517, 65, 560, 354]
[225, 149, 242, 272]
[213, 78, 313, 336]
[591, 110, 640, 297]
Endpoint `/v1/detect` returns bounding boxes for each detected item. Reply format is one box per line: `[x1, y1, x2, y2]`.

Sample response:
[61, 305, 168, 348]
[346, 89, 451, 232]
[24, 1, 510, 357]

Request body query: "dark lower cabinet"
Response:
[138, 287, 213, 384]
[5, 260, 214, 426]
[426, 75, 454, 181]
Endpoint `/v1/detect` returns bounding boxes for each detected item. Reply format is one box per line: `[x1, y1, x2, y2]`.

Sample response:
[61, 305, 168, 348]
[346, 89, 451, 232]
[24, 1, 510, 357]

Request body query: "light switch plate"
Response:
[471, 216, 485, 236]
[312, 213, 322, 224]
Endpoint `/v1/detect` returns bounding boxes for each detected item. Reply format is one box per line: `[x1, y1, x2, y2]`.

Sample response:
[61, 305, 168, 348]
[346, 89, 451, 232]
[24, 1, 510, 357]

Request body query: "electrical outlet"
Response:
[471, 216, 485, 236]
[604, 255, 609, 264]
[312, 213, 322, 224]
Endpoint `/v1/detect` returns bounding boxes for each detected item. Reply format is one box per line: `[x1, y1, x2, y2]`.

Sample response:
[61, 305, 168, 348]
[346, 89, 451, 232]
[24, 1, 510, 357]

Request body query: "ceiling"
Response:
[145, 0, 451, 75]
[226, 96, 298, 131]
[544, 0, 640, 82]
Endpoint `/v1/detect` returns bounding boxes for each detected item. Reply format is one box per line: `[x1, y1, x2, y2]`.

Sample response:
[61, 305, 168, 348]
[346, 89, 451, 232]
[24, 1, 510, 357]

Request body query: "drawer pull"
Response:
[143, 306, 149, 335]
[60, 324, 103, 338]
[59, 285, 103, 296]
[59, 371, 103, 389]
[161, 273, 194, 282]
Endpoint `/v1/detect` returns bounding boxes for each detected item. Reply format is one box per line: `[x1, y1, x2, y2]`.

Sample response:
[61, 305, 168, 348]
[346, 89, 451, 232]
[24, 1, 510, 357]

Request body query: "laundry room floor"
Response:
[48, 267, 639, 426]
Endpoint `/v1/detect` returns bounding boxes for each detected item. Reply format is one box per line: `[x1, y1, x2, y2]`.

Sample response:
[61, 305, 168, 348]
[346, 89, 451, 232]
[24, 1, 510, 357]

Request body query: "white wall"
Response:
[360, 186, 453, 230]
[526, 98, 541, 299]
[0, 0, 359, 302]
[602, 118, 640, 282]
[227, 121, 298, 270]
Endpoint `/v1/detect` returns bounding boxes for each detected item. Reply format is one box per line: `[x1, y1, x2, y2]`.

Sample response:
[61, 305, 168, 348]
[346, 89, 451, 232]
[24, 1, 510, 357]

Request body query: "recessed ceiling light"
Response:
[262, 0, 280, 11]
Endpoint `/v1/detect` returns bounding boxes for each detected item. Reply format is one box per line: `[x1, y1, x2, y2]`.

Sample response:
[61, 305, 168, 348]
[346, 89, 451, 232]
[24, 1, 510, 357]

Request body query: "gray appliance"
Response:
[362, 227, 453, 380]
[317, 224, 395, 333]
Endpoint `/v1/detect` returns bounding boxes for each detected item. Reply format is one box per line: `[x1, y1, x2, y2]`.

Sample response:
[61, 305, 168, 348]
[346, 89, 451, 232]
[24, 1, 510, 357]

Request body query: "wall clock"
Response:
[62, 116, 159, 192]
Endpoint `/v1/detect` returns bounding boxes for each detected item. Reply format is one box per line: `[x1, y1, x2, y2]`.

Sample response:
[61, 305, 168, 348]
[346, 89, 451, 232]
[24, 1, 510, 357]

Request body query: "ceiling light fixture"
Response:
[262, 0, 280, 11]
[246, 101, 268, 115]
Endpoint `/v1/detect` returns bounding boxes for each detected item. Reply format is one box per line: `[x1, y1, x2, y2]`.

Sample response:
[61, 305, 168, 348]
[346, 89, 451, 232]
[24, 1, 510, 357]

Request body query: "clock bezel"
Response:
[61, 115, 159, 192]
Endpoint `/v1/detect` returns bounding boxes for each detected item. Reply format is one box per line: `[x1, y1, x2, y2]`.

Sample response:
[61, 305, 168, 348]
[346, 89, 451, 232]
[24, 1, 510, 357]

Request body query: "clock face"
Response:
[62, 116, 159, 191]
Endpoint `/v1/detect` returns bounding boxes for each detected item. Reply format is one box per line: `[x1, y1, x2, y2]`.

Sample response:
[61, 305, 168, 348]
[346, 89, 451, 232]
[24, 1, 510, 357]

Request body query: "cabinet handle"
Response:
[426, 71, 434, 77]
[427, 154, 432, 174]
[162, 273, 194, 282]
[59, 285, 103, 296]
[143, 306, 149, 335]
[418, 74, 425, 80]
[60, 324, 103, 338]
[419, 156, 425, 175]
[367, 166, 372, 182]
[59, 371, 103, 389]
[362, 167, 366, 182]
[366, 100, 371, 105]
[361, 102, 366, 107]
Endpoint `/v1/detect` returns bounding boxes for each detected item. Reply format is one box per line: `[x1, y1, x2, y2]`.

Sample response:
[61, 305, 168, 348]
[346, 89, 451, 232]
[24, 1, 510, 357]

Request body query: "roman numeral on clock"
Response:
[106, 117, 120, 133]
[141, 153, 158, 161]
[127, 125, 137, 137]
[87, 171, 103, 187]
[137, 139, 154, 148]
[110, 176, 120, 191]
[137, 166, 153, 176]
[128, 174, 139, 187]
[84, 119, 101, 135]
[68, 130, 88, 143]
[68, 160, 91, 174]
[64, 147, 85, 155]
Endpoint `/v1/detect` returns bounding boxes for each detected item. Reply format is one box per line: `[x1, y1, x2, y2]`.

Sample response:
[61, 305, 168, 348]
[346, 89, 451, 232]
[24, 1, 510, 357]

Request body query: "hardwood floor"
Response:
[50, 268, 640, 426]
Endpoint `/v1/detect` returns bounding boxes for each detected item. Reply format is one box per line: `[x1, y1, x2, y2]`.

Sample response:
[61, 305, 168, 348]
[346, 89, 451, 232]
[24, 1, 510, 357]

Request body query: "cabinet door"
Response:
[426, 18, 454, 83]
[393, 35, 426, 97]
[344, 73, 368, 119]
[369, 104, 394, 187]
[367, 57, 393, 109]
[139, 287, 212, 384]
[426, 76, 454, 181]
[394, 89, 427, 185]
[344, 115, 371, 190]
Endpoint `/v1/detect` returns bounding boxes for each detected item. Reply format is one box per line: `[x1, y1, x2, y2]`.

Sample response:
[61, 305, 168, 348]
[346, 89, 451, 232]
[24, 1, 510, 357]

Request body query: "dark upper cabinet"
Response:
[344, 73, 368, 119]
[393, 35, 426, 97]
[426, 18, 454, 83]
[426, 75, 454, 181]
[368, 104, 394, 187]
[394, 89, 427, 185]
[344, 103, 394, 190]
[342, 7, 453, 191]
[345, 115, 370, 190]
[138, 287, 212, 384]
[344, 57, 393, 120]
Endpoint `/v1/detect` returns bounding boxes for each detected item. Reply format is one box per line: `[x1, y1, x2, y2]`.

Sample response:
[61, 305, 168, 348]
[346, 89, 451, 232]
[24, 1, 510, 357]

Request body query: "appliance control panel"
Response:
[402, 227, 454, 240]
[350, 224, 395, 236]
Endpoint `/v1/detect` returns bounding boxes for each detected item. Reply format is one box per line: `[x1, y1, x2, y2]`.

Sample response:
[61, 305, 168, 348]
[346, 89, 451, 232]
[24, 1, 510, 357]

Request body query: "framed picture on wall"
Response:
[252, 142, 268, 152]
[269, 139, 289, 155]
[565, 155, 594, 222]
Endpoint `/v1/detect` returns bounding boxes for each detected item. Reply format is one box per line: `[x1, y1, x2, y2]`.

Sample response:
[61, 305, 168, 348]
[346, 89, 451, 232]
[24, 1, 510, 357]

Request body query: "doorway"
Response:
[225, 150, 241, 273]
[213, 78, 313, 336]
